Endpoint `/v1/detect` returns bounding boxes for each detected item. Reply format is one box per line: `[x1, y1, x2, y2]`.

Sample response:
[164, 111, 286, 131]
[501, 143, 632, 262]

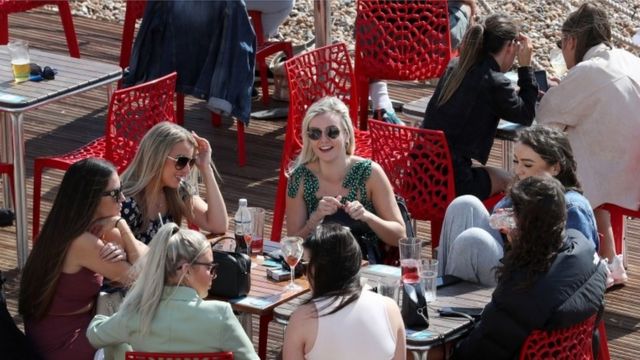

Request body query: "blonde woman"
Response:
[87, 224, 258, 359]
[120, 122, 228, 243]
[286, 96, 405, 264]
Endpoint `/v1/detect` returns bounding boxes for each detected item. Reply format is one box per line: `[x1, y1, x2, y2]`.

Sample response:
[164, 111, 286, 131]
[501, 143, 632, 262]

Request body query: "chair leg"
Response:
[270, 165, 288, 242]
[598, 320, 611, 360]
[0, 13, 8, 45]
[609, 208, 624, 256]
[32, 161, 44, 242]
[237, 120, 246, 167]
[176, 93, 185, 125]
[57, 1, 80, 58]
[358, 77, 370, 130]
[211, 112, 221, 127]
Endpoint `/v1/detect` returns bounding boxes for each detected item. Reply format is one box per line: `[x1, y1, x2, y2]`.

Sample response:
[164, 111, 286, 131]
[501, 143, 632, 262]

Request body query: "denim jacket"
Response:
[124, 0, 256, 123]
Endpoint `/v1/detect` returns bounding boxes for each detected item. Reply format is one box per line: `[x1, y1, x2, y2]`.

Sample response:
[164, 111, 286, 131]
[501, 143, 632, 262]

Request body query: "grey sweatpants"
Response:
[437, 195, 504, 286]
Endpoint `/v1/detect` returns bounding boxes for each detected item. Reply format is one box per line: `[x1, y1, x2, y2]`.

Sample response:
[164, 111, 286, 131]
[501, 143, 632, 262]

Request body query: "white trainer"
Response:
[608, 254, 628, 286]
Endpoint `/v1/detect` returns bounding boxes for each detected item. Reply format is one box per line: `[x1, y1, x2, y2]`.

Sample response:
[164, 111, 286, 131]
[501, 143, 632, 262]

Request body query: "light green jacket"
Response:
[86, 286, 258, 360]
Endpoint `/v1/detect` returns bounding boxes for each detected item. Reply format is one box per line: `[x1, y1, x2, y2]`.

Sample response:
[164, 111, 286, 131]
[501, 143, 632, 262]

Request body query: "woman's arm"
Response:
[345, 163, 405, 246]
[98, 216, 148, 264]
[383, 297, 407, 360]
[68, 232, 133, 283]
[189, 132, 229, 234]
[86, 313, 129, 348]
[283, 304, 317, 360]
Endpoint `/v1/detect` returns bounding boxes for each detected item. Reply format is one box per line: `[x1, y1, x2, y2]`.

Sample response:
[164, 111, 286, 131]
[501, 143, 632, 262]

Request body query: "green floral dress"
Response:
[287, 159, 394, 264]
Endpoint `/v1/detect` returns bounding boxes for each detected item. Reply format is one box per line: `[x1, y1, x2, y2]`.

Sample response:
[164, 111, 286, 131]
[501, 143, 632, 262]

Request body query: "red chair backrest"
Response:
[283, 43, 361, 162]
[0, 0, 60, 13]
[105, 72, 177, 172]
[519, 315, 597, 360]
[125, 351, 233, 360]
[354, 0, 452, 81]
[368, 119, 455, 223]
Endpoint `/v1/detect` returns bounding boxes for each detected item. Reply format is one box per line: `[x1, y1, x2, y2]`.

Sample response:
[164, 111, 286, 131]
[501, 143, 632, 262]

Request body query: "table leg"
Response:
[10, 112, 28, 269]
[258, 313, 273, 360]
[0, 112, 13, 209]
[501, 139, 514, 173]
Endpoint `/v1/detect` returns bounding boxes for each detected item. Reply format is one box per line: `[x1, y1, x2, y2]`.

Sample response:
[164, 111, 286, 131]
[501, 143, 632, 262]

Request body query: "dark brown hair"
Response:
[562, 2, 612, 64]
[496, 176, 566, 289]
[437, 13, 519, 105]
[19, 158, 116, 320]
[304, 224, 362, 317]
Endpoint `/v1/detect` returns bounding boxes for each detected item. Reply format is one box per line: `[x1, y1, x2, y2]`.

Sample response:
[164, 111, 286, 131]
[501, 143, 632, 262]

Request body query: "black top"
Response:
[453, 231, 608, 359]
[421, 56, 537, 164]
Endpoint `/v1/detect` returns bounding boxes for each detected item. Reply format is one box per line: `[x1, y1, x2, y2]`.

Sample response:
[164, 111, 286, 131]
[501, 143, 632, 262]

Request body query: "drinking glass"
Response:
[420, 259, 439, 302]
[399, 237, 423, 284]
[249, 207, 265, 255]
[7, 39, 30, 83]
[281, 236, 304, 291]
[242, 233, 252, 256]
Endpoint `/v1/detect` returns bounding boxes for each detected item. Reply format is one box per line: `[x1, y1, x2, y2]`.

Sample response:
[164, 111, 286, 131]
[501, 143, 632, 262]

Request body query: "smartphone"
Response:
[438, 306, 484, 318]
[534, 70, 549, 92]
[436, 274, 463, 289]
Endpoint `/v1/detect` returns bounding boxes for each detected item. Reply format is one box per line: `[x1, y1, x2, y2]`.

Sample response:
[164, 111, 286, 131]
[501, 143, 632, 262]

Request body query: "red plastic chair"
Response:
[354, 0, 453, 129]
[32, 72, 177, 241]
[0, 0, 79, 58]
[519, 315, 610, 360]
[125, 351, 233, 360]
[248, 10, 293, 106]
[368, 119, 454, 250]
[597, 203, 639, 261]
[119, 0, 147, 70]
[270, 43, 372, 241]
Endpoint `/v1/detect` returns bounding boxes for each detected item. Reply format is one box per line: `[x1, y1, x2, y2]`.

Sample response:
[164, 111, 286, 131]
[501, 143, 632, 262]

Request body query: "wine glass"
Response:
[243, 234, 252, 256]
[281, 236, 304, 291]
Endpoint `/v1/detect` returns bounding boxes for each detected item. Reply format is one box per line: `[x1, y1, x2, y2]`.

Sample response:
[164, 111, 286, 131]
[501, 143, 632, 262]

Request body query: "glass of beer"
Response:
[8, 39, 30, 83]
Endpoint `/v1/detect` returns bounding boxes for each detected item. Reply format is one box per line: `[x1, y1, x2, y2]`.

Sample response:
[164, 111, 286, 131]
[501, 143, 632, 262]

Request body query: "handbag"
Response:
[208, 236, 252, 298]
[401, 282, 429, 330]
[95, 290, 124, 316]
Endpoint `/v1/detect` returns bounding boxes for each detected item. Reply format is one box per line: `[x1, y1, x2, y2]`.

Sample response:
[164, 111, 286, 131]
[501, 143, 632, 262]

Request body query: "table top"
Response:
[0, 47, 122, 111]
[273, 280, 493, 349]
[207, 240, 310, 316]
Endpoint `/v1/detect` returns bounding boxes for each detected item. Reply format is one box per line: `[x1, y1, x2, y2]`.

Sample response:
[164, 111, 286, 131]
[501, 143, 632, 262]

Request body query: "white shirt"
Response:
[305, 290, 397, 360]
[537, 44, 640, 209]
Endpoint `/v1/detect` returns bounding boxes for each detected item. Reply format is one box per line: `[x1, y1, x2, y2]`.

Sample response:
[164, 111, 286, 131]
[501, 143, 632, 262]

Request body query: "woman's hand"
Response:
[516, 34, 532, 67]
[99, 242, 127, 263]
[344, 200, 371, 222]
[191, 131, 213, 169]
[314, 195, 343, 219]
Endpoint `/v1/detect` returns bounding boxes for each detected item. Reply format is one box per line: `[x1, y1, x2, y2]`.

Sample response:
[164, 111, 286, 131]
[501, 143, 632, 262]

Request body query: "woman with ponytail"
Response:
[421, 13, 538, 200]
[86, 223, 258, 360]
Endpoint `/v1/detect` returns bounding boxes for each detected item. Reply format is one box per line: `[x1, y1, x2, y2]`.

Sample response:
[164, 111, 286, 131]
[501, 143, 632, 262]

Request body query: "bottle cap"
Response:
[239, 198, 248, 207]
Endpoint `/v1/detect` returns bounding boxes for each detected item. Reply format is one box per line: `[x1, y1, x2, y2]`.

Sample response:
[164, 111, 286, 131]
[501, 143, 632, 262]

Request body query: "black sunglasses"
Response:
[556, 39, 563, 49]
[101, 188, 123, 201]
[307, 125, 341, 141]
[167, 155, 196, 170]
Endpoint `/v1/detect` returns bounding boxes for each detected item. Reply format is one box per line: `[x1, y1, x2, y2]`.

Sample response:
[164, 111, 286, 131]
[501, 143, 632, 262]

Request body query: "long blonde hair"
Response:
[437, 13, 519, 106]
[119, 223, 210, 335]
[121, 122, 203, 232]
[288, 96, 356, 174]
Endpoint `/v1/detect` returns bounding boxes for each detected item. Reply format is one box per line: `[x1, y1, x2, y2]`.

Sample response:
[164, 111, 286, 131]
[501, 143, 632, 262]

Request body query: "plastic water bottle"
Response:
[234, 198, 252, 253]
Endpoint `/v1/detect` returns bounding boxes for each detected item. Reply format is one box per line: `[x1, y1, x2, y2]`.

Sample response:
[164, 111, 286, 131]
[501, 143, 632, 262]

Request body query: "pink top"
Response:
[49, 267, 103, 314]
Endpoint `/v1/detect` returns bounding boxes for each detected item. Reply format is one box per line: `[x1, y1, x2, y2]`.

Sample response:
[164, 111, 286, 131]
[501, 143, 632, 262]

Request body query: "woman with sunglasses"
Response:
[19, 158, 148, 360]
[537, 2, 640, 286]
[421, 13, 537, 201]
[286, 96, 406, 263]
[283, 224, 405, 360]
[438, 126, 599, 286]
[120, 121, 228, 244]
[87, 223, 258, 359]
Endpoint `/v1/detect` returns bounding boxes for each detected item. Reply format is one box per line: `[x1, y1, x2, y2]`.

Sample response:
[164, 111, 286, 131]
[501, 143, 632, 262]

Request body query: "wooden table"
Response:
[0, 47, 122, 268]
[273, 280, 493, 360]
[208, 240, 310, 360]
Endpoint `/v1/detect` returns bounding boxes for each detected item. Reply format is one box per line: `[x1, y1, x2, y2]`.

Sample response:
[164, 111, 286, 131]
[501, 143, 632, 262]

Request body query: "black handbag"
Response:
[401, 282, 429, 330]
[208, 237, 251, 298]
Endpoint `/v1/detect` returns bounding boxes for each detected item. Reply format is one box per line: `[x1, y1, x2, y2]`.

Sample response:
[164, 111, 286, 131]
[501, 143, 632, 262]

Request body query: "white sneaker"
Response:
[608, 254, 628, 286]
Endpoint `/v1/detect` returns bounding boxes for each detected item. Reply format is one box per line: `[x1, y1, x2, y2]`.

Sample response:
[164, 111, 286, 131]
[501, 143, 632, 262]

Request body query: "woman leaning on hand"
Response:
[286, 96, 405, 264]
[19, 158, 147, 360]
[86, 223, 258, 360]
[120, 121, 228, 244]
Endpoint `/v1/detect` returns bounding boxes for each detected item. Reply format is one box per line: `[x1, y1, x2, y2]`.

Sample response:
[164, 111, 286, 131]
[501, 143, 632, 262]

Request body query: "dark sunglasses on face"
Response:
[101, 188, 123, 201]
[556, 39, 563, 49]
[167, 155, 196, 170]
[307, 125, 341, 141]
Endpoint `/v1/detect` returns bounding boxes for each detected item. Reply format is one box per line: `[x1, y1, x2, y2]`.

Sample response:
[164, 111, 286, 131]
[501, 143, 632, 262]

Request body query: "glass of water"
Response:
[420, 259, 439, 302]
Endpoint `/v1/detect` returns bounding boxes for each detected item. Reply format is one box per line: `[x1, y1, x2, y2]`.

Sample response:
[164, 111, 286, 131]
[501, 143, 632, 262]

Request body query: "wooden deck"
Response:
[0, 9, 638, 360]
